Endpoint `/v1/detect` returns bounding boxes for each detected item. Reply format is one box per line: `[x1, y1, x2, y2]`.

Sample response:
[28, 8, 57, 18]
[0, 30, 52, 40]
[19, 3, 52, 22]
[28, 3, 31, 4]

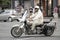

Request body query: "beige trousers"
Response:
[31, 19, 43, 30]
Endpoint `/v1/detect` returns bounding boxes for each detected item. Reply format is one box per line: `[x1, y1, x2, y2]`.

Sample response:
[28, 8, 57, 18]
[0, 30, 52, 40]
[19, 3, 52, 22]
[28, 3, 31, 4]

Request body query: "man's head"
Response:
[29, 7, 33, 13]
[35, 6, 39, 12]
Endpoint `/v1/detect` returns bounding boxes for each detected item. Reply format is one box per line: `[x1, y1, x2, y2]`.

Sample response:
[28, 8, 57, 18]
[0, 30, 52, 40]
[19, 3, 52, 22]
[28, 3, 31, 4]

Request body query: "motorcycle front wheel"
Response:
[11, 27, 23, 38]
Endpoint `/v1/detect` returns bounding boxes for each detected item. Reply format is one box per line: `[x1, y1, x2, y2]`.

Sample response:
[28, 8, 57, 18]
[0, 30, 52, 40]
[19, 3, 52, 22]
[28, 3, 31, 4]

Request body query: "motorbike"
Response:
[11, 9, 56, 38]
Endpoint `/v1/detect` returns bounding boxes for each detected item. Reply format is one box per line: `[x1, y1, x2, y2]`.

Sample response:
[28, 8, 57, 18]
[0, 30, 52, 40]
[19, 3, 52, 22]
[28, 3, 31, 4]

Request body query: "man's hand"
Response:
[28, 18, 33, 22]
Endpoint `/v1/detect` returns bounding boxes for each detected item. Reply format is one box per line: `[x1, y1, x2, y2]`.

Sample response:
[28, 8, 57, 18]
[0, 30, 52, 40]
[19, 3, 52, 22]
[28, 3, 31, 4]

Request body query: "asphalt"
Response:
[0, 18, 60, 40]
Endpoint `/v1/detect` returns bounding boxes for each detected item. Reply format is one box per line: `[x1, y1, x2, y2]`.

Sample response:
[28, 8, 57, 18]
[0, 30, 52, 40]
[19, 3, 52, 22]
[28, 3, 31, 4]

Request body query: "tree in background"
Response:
[0, 0, 2, 3]
[0, 0, 11, 9]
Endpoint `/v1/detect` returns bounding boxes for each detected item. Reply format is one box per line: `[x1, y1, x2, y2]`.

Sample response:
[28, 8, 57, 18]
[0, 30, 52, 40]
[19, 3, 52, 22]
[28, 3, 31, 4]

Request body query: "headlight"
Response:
[27, 20, 30, 22]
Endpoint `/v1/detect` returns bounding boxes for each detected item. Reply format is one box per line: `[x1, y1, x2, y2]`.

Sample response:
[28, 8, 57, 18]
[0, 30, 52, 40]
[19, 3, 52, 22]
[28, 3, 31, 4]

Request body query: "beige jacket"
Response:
[30, 9, 43, 24]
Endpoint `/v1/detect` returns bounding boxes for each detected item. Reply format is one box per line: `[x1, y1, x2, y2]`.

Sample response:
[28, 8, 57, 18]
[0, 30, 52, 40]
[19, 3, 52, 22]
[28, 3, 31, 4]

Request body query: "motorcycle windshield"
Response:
[21, 10, 28, 22]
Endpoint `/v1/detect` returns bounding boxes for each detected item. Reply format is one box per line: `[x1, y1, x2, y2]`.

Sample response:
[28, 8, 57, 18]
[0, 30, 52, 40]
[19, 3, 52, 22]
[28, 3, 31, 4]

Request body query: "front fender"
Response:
[12, 24, 24, 28]
[12, 24, 19, 27]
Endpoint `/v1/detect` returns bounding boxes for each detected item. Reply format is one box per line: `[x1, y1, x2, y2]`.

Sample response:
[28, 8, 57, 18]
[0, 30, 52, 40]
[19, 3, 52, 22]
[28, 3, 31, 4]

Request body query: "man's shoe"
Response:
[27, 30, 33, 35]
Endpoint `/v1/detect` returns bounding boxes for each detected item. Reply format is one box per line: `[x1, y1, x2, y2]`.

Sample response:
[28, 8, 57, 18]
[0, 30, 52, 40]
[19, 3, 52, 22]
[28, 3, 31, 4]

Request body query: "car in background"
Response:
[0, 10, 4, 14]
[0, 9, 20, 22]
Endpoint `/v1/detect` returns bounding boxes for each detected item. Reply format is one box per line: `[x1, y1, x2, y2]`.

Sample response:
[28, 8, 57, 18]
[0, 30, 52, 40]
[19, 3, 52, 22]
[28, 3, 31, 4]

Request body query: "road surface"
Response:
[0, 19, 60, 40]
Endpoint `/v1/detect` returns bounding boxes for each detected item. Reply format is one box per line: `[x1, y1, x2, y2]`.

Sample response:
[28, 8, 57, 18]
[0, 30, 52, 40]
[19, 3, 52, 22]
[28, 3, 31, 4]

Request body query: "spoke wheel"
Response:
[11, 27, 23, 38]
[44, 26, 54, 36]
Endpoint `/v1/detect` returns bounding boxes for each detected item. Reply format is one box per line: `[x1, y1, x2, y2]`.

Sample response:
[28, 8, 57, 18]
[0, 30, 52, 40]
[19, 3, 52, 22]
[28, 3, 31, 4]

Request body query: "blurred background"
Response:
[0, 0, 60, 17]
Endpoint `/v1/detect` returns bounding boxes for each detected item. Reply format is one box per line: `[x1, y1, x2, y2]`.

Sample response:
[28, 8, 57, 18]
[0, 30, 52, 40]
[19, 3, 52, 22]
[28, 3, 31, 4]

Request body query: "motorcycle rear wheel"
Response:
[44, 26, 54, 36]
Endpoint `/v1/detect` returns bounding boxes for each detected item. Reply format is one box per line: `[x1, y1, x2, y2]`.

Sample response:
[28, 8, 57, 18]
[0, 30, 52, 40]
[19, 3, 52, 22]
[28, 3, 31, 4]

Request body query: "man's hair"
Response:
[37, 3, 40, 6]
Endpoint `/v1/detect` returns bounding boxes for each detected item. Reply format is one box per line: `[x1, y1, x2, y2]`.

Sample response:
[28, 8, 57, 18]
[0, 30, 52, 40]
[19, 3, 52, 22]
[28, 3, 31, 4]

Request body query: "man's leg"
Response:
[31, 20, 38, 31]
[31, 23, 36, 31]
[31, 19, 43, 31]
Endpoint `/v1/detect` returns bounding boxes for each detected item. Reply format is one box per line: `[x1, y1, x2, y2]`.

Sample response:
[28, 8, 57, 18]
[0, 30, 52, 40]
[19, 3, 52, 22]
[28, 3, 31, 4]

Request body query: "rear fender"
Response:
[45, 22, 56, 30]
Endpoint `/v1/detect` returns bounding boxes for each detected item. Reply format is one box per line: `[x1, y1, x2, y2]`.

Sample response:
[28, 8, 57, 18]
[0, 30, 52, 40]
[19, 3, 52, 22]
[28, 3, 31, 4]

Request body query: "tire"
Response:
[4, 20, 7, 22]
[17, 19, 19, 22]
[8, 17, 12, 22]
[44, 26, 54, 36]
[11, 27, 23, 38]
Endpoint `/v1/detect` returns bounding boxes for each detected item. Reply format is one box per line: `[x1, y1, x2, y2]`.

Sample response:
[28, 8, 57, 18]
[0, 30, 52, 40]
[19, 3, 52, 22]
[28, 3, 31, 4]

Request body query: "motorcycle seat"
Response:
[36, 24, 44, 27]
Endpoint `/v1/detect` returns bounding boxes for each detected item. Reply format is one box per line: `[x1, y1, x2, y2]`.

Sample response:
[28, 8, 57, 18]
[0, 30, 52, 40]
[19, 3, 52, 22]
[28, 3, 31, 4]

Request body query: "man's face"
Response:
[35, 8, 39, 12]
[30, 10, 33, 13]
[29, 9, 33, 13]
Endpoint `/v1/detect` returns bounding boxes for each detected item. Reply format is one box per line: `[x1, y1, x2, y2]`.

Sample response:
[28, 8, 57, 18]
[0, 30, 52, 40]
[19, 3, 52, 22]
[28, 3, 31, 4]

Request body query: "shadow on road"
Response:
[10, 35, 60, 39]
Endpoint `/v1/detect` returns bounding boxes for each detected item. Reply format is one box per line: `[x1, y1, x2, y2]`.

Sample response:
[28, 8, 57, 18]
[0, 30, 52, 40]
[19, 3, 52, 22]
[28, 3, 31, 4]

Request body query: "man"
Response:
[26, 7, 33, 25]
[27, 6, 43, 32]
[53, 6, 58, 24]
[53, 6, 58, 18]
[15, 4, 24, 17]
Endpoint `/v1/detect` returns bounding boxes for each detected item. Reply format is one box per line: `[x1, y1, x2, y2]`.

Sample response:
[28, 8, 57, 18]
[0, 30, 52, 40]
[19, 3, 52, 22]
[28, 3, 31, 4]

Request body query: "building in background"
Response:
[58, 0, 60, 17]
[58, 0, 60, 6]
[11, 0, 58, 17]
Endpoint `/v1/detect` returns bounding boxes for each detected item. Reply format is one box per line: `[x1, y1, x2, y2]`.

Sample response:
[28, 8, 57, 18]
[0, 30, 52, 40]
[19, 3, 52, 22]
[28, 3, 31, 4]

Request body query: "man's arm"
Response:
[30, 14, 35, 18]
[33, 10, 43, 20]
